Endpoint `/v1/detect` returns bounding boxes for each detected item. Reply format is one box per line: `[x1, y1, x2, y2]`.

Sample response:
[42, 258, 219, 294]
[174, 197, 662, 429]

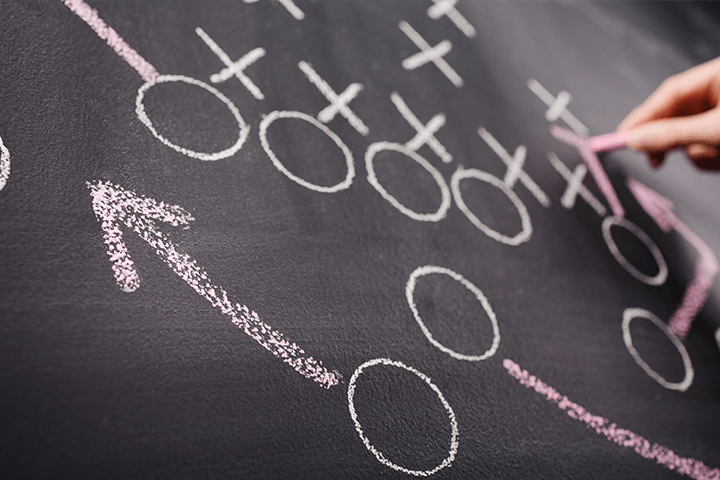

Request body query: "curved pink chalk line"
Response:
[505, 359, 720, 480]
[551, 125, 624, 218]
[667, 216, 718, 339]
[627, 179, 720, 339]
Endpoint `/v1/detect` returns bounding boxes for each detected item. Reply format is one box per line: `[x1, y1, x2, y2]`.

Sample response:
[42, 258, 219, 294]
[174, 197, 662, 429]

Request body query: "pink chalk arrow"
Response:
[626, 179, 675, 233]
[87, 180, 341, 388]
[627, 179, 719, 339]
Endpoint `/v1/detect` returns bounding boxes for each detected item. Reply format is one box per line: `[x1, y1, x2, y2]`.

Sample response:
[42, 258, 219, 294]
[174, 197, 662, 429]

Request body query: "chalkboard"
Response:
[1, 1, 719, 479]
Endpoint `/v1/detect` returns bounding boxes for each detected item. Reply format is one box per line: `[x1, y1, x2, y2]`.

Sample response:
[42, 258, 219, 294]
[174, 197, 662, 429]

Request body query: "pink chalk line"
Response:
[504, 359, 720, 480]
[62, 0, 159, 83]
[551, 125, 625, 218]
[627, 179, 719, 339]
[87, 180, 341, 389]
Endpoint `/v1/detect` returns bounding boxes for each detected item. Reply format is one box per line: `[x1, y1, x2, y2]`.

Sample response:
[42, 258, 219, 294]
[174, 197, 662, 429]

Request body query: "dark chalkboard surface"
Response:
[1, 1, 720, 479]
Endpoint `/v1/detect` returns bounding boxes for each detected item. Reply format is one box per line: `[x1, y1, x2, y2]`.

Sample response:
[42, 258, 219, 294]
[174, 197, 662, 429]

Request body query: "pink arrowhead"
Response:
[87, 180, 342, 388]
[627, 178, 719, 339]
[626, 179, 675, 233]
[87, 180, 194, 292]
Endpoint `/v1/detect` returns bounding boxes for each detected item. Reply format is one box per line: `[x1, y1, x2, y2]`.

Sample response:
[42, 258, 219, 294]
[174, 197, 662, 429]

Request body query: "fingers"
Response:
[648, 152, 665, 169]
[617, 79, 700, 132]
[617, 57, 720, 132]
[616, 79, 687, 131]
[686, 143, 720, 171]
[635, 144, 720, 171]
[691, 156, 720, 171]
[686, 143, 719, 160]
[616, 57, 720, 171]
[624, 108, 720, 152]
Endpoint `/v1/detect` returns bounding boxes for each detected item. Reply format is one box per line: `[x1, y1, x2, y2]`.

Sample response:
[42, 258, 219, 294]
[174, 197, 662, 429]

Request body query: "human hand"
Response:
[617, 56, 720, 170]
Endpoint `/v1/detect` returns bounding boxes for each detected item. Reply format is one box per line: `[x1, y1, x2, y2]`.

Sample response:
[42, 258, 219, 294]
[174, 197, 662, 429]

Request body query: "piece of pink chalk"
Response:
[588, 132, 629, 152]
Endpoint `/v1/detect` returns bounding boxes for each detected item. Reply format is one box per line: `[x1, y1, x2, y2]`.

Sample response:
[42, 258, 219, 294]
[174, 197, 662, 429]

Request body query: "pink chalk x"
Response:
[588, 132, 629, 152]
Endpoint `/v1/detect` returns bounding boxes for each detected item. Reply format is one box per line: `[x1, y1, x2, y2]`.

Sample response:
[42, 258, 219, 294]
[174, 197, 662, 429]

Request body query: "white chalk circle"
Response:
[406, 266, 500, 361]
[365, 142, 451, 222]
[259, 110, 355, 193]
[622, 308, 693, 392]
[0, 134, 9, 191]
[451, 167, 531, 246]
[602, 216, 668, 286]
[136, 75, 250, 161]
[347, 358, 459, 476]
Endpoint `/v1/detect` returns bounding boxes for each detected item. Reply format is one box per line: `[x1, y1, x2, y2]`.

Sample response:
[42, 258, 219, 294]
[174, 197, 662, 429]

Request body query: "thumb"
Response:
[624, 109, 720, 152]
